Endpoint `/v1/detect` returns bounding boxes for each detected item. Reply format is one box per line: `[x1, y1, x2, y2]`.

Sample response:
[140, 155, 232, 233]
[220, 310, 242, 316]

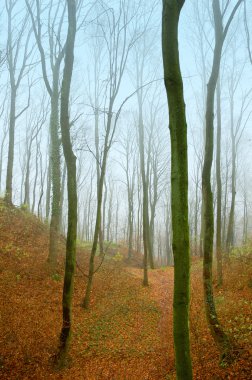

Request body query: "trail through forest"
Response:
[0, 200, 251, 379]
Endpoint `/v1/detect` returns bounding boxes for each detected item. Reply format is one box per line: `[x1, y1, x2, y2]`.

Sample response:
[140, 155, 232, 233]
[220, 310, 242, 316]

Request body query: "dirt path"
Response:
[126, 267, 176, 378]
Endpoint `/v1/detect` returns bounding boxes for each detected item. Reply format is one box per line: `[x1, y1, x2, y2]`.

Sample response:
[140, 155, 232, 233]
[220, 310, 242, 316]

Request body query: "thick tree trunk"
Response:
[57, 0, 77, 366]
[216, 78, 223, 286]
[162, 1, 192, 378]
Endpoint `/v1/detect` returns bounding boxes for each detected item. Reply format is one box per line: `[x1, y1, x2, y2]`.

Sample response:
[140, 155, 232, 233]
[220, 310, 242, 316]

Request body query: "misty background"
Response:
[0, 0, 251, 263]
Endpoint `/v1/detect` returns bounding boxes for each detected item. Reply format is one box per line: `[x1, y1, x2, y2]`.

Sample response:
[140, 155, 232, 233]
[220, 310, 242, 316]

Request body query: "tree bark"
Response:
[48, 88, 61, 266]
[216, 78, 223, 286]
[162, 1, 192, 378]
[57, 0, 77, 366]
[202, 0, 243, 363]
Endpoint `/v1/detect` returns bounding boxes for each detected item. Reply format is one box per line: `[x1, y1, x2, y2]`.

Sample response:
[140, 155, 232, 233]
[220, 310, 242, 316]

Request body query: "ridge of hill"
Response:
[0, 199, 251, 379]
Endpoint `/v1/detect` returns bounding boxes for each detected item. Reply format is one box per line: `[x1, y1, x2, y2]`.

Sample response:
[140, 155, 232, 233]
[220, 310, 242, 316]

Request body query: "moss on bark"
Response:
[162, 1, 192, 379]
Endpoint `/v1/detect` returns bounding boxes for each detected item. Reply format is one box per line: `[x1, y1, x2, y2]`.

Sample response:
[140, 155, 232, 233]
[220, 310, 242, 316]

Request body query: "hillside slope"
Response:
[0, 199, 251, 379]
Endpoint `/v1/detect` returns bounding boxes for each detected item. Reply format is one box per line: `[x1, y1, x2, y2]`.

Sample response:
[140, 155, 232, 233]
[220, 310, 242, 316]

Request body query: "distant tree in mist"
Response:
[5, 1, 31, 204]
[26, 0, 66, 268]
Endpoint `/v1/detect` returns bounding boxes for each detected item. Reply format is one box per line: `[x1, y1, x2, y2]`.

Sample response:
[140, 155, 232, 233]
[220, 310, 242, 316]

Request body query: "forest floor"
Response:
[0, 199, 251, 380]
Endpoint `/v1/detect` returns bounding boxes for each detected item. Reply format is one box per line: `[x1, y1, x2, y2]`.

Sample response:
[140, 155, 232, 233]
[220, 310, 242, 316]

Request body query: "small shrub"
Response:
[113, 252, 123, 261]
[20, 203, 29, 212]
[51, 273, 61, 281]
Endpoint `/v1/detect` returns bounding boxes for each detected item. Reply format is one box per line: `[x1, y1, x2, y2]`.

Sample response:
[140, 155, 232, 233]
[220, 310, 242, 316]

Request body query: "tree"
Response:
[56, 0, 77, 366]
[216, 78, 223, 286]
[26, 0, 66, 267]
[23, 104, 45, 209]
[202, 0, 243, 361]
[5, 0, 31, 204]
[162, 1, 192, 379]
[244, 0, 252, 65]
[82, 0, 142, 308]
[86, 30, 105, 256]
[0, 91, 8, 191]
[119, 128, 136, 259]
[225, 49, 251, 254]
[134, 36, 155, 278]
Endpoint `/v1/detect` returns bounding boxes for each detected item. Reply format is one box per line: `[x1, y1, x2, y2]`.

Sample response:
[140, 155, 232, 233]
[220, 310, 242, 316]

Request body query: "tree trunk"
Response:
[226, 89, 236, 254]
[0, 129, 7, 191]
[162, 1, 192, 378]
[59, 162, 67, 233]
[128, 188, 134, 259]
[24, 141, 32, 209]
[222, 152, 229, 247]
[216, 78, 223, 286]
[94, 108, 104, 256]
[201, 0, 243, 363]
[242, 194, 248, 244]
[5, 87, 16, 203]
[32, 138, 40, 214]
[47, 89, 61, 267]
[82, 155, 107, 309]
[45, 152, 51, 221]
[82, 106, 113, 309]
[57, 0, 77, 366]
[137, 93, 151, 282]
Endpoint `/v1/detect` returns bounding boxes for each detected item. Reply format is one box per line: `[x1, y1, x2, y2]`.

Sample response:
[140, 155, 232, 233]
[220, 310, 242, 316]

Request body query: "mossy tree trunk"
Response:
[57, 0, 77, 366]
[48, 85, 61, 267]
[216, 78, 223, 286]
[162, 1, 192, 379]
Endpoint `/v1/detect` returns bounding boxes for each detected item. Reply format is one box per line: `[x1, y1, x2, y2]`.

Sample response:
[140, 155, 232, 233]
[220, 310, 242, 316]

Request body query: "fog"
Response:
[0, 0, 251, 261]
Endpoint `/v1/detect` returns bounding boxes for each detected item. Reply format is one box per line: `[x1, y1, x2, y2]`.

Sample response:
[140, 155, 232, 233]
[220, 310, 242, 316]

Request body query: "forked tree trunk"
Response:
[202, 0, 243, 364]
[162, 1, 192, 378]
